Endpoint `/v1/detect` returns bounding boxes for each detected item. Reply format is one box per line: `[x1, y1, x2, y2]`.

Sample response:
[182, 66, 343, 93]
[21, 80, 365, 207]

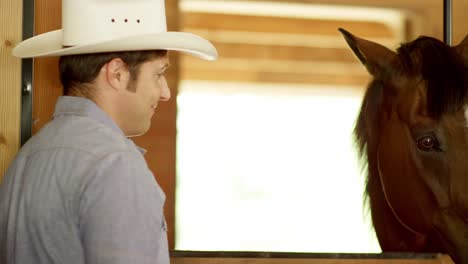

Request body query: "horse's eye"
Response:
[416, 135, 440, 152]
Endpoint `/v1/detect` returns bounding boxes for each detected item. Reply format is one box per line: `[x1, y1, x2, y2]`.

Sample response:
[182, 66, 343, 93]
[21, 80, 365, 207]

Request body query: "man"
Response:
[0, 0, 217, 263]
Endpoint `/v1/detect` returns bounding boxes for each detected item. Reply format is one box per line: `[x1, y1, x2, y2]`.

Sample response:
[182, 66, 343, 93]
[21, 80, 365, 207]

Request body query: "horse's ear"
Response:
[453, 35, 468, 64]
[338, 28, 398, 77]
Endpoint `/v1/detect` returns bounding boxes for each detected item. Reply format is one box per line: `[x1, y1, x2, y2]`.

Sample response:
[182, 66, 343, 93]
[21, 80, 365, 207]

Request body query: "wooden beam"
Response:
[183, 12, 396, 39]
[181, 68, 369, 87]
[182, 56, 366, 74]
[181, 54, 369, 86]
[182, 29, 398, 49]
[197, 0, 445, 41]
[186, 42, 361, 62]
[0, 0, 22, 180]
[210, 0, 438, 9]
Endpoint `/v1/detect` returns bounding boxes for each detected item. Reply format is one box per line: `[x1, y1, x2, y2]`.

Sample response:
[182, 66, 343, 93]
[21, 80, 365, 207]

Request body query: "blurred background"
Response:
[175, 0, 396, 253]
[174, 0, 457, 253]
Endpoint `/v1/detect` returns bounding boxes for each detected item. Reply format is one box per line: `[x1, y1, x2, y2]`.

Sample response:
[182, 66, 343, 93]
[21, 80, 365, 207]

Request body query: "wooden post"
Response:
[32, 0, 62, 134]
[0, 0, 23, 180]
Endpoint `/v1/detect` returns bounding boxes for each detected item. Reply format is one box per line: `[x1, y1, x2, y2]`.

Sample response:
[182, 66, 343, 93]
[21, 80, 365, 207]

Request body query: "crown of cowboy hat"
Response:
[12, 0, 217, 60]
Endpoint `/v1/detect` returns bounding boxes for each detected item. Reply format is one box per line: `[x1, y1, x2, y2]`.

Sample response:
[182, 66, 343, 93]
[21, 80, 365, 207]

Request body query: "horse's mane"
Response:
[354, 36, 467, 211]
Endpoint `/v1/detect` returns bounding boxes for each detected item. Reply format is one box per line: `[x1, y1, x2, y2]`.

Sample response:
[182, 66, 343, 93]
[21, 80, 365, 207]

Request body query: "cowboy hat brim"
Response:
[12, 29, 218, 60]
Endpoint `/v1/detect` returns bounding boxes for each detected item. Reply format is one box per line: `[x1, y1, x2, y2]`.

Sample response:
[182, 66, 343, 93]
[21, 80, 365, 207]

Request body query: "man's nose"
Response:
[160, 76, 171, 101]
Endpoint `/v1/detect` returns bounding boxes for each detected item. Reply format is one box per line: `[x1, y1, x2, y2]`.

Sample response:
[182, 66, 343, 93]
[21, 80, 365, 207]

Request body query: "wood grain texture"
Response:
[179, 0, 468, 86]
[169, 251, 455, 264]
[178, 2, 403, 86]
[32, 0, 62, 134]
[181, 66, 369, 87]
[214, 0, 468, 42]
[0, 0, 22, 180]
[184, 12, 395, 38]
[185, 43, 361, 62]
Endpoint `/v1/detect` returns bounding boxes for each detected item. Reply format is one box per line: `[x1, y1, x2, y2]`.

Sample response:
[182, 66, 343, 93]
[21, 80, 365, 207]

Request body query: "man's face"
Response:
[119, 55, 170, 137]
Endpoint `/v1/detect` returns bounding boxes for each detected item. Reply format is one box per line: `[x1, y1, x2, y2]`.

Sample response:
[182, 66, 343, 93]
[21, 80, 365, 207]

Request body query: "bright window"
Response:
[175, 81, 380, 253]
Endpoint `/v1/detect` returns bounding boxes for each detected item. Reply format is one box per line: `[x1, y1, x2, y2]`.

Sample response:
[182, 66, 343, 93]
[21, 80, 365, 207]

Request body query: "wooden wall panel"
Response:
[32, 0, 62, 134]
[180, 0, 468, 86]
[179, 3, 404, 86]
[0, 0, 22, 180]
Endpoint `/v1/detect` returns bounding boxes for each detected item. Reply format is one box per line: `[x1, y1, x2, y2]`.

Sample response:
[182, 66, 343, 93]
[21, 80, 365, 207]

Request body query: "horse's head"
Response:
[340, 28, 468, 260]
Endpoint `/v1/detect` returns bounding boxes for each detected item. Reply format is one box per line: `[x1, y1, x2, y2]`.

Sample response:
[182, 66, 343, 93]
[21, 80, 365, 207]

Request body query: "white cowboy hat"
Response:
[12, 0, 217, 60]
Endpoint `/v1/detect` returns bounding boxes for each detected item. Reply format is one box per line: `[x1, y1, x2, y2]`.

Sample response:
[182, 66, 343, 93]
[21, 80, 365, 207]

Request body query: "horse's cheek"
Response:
[377, 114, 436, 233]
[447, 134, 468, 217]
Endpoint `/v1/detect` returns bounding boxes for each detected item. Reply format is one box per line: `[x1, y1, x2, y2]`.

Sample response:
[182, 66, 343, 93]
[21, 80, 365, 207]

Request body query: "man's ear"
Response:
[103, 58, 130, 91]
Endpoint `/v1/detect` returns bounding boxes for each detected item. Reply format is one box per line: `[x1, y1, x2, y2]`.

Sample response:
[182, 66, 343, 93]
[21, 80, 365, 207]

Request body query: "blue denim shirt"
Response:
[0, 96, 169, 264]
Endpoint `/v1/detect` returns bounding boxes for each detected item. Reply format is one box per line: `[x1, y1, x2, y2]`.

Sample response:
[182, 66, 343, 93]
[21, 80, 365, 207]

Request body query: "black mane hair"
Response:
[397, 36, 467, 119]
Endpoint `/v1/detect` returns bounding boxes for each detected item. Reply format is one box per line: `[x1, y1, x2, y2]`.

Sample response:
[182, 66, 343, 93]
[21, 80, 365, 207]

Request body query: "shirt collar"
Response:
[53, 96, 147, 154]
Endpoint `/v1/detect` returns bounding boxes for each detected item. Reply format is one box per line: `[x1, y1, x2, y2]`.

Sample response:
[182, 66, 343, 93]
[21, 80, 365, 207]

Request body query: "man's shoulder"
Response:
[23, 115, 136, 158]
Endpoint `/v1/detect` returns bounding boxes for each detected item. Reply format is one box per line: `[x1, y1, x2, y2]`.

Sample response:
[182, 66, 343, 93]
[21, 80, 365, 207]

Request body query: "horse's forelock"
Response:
[397, 37, 467, 119]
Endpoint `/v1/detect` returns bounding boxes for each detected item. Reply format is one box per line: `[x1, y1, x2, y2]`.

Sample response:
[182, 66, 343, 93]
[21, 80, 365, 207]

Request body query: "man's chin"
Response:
[125, 125, 150, 138]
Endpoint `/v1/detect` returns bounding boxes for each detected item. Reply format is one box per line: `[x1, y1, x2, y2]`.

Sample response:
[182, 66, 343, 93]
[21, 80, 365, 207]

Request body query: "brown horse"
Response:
[339, 28, 468, 263]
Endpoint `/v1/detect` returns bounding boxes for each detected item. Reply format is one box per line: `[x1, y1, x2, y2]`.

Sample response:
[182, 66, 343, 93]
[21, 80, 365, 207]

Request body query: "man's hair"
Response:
[59, 50, 168, 96]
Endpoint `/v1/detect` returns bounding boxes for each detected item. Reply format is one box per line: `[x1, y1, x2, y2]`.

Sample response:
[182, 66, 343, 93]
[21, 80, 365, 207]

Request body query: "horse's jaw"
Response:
[433, 208, 468, 264]
[376, 110, 438, 236]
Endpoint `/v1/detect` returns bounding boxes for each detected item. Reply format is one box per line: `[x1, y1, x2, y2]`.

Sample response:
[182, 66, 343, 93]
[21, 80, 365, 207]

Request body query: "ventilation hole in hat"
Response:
[137, 19, 141, 23]
[124, 19, 128, 23]
[111, 18, 115, 23]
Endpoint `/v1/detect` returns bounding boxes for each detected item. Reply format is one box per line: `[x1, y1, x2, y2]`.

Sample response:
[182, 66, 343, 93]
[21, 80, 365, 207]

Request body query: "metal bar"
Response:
[20, 0, 34, 146]
[443, 0, 453, 45]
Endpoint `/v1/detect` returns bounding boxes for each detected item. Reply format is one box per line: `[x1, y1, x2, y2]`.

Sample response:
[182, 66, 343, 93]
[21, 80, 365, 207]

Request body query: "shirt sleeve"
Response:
[78, 151, 169, 264]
